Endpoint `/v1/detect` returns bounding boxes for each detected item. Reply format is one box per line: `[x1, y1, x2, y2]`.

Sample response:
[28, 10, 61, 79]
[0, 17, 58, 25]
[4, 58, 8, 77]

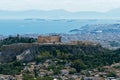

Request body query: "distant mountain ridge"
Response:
[0, 8, 120, 19]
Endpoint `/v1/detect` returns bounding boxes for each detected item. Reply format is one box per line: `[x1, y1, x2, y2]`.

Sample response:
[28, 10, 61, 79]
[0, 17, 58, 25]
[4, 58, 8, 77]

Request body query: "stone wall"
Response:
[38, 36, 61, 43]
[70, 40, 99, 46]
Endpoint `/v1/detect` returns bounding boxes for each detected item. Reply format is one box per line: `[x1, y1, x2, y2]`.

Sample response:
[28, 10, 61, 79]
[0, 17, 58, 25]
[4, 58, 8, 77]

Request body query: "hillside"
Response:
[0, 43, 102, 62]
[0, 37, 120, 79]
[0, 42, 120, 68]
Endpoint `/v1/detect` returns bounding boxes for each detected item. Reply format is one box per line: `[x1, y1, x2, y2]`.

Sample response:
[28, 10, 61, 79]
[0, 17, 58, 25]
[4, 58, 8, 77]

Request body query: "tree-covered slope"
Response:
[0, 42, 120, 68]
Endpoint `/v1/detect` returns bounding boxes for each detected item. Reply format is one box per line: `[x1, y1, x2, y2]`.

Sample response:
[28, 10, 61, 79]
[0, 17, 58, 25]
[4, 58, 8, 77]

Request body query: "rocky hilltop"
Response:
[0, 43, 103, 63]
[0, 43, 37, 62]
[0, 36, 120, 80]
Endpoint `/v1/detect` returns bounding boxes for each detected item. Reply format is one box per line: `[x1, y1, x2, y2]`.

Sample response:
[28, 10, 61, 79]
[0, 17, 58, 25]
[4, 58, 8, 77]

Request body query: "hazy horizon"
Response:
[0, 0, 120, 12]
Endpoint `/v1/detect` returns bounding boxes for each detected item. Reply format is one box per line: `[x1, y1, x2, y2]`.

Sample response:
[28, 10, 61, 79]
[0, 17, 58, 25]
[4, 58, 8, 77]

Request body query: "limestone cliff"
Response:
[0, 43, 104, 63]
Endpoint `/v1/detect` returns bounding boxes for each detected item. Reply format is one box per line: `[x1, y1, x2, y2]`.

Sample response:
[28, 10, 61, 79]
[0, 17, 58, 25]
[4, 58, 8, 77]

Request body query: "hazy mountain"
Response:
[0, 8, 120, 19]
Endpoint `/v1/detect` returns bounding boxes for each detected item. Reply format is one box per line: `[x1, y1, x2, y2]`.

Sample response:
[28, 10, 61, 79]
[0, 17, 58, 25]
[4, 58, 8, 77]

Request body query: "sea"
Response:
[0, 19, 120, 35]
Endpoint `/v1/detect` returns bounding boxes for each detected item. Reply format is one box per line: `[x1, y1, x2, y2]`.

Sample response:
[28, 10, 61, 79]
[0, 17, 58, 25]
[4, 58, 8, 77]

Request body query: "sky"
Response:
[0, 0, 120, 12]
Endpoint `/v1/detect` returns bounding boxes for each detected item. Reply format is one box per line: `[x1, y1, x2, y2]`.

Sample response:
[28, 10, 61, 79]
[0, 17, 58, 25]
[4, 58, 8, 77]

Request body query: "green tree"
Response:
[71, 59, 86, 72]
[107, 72, 116, 77]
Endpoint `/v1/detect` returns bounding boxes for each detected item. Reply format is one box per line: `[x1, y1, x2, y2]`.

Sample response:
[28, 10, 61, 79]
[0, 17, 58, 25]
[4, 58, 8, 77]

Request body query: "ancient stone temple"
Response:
[38, 35, 61, 43]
